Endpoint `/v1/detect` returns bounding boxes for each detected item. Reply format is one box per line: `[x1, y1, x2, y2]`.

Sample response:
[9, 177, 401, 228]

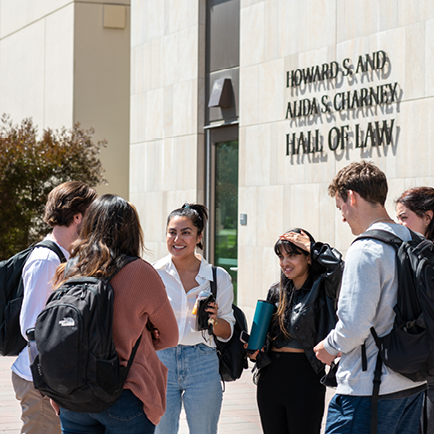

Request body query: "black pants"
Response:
[257, 351, 326, 434]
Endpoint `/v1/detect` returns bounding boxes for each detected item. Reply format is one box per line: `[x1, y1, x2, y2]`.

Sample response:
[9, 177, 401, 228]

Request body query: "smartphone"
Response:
[239, 330, 250, 345]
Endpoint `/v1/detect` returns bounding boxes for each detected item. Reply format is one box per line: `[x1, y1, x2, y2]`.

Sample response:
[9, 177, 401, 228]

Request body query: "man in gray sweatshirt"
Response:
[314, 161, 426, 434]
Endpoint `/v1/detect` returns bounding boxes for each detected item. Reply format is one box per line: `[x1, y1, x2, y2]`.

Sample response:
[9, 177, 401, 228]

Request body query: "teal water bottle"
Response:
[247, 300, 275, 352]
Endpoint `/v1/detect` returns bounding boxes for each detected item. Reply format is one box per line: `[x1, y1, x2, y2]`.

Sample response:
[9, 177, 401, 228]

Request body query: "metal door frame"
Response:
[204, 124, 238, 264]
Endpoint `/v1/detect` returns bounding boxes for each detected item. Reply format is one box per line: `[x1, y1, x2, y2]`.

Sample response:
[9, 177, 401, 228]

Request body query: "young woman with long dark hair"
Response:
[250, 228, 343, 434]
[396, 187, 434, 434]
[53, 194, 179, 434]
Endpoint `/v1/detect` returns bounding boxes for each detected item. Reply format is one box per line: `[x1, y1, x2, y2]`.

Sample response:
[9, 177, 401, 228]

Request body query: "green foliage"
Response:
[0, 115, 106, 259]
[215, 141, 239, 231]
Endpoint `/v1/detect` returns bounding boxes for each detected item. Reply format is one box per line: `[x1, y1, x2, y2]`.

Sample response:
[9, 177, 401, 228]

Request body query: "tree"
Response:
[0, 115, 106, 259]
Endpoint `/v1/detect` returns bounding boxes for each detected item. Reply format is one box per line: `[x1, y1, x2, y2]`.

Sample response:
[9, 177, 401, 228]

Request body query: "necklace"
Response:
[370, 217, 394, 226]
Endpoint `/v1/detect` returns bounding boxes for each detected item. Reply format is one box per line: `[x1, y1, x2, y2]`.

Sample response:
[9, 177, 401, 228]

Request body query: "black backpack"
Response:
[355, 229, 434, 434]
[0, 240, 66, 356]
[31, 256, 142, 413]
[210, 266, 248, 382]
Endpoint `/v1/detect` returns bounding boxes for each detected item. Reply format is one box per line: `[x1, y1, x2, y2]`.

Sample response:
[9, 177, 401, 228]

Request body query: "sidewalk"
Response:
[0, 358, 21, 434]
[0, 356, 333, 433]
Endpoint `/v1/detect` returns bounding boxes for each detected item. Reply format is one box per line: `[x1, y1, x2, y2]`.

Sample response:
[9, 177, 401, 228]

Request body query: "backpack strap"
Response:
[368, 326, 384, 434]
[35, 240, 67, 263]
[65, 255, 138, 279]
[422, 389, 428, 434]
[356, 227, 428, 248]
[124, 334, 142, 376]
[371, 351, 383, 434]
[210, 266, 217, 299]
[409, 228, 426, 243]
[109, 256, 138, 281]
[361, 343, 368, 371]
[353, 229, 403, 249]
[210, 266, 225, 388]
[64, 257, 78, 277]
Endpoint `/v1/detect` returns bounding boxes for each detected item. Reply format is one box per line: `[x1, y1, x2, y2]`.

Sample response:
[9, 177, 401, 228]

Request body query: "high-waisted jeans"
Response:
[59, 389, 155, 434]
[155, 344, 223, 434]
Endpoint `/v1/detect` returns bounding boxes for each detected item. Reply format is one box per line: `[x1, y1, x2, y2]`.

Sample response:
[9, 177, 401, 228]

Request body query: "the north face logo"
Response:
[59, 317, 75, 327]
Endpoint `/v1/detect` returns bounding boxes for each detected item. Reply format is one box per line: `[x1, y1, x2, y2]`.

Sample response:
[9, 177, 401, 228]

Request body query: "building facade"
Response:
[1, 1, 433, 321]
[0, 0, 131, 198]
[131, 0, 434, 320]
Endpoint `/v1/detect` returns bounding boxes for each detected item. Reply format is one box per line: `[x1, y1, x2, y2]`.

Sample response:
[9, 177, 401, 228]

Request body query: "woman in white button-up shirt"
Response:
[153, 203, 235, 434]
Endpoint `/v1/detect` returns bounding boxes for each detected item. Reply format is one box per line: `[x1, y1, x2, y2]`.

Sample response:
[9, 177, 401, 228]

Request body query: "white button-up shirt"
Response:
[12, 238, 70, 381]
[153, 254, 235, 346]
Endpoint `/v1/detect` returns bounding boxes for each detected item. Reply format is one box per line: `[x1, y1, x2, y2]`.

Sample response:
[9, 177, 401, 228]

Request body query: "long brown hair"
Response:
[55, 194, 144, 285]
[396, 187, 434, 241]
[272, 228, 315, 338]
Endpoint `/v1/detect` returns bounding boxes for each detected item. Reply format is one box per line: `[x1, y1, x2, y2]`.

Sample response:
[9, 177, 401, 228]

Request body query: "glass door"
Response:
[205, 125, 239, 303]
[214, 139, 239, 302]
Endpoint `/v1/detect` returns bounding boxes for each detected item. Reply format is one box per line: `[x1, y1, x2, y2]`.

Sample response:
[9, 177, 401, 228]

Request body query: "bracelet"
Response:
[208, 317, 218, 327]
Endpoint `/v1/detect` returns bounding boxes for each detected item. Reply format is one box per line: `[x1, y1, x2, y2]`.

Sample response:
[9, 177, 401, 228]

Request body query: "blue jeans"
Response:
[325, 391, 424, 434]
[155, 344, 223, 434]
[59, 389, 155, 434]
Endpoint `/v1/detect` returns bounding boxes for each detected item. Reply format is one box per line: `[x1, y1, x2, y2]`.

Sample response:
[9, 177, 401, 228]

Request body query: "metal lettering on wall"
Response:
[284, 51, 400, 157]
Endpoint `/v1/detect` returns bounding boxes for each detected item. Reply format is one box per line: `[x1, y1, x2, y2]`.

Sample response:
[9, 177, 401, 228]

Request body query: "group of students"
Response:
[11, 184, 233, 434]
[10, 161, 434, 434]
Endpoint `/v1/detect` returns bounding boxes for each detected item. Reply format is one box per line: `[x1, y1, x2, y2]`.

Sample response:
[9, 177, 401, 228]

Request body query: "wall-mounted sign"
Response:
[285, 51, 399, 156]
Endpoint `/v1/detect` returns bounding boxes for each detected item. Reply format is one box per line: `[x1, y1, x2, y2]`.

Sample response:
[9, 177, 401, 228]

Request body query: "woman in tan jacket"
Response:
[53, 194, 178, 433]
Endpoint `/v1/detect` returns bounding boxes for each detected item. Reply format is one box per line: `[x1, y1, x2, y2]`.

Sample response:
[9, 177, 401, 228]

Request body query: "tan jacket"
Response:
[111, 258, 178, 425]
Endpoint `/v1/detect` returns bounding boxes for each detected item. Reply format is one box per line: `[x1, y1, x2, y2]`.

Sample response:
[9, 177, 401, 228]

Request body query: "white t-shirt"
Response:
[153, 254, 235, 346]
[12, 237, 69, 381]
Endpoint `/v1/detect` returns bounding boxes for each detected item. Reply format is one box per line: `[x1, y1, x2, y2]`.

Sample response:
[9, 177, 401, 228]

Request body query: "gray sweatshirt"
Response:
[324, 222, 426, 396]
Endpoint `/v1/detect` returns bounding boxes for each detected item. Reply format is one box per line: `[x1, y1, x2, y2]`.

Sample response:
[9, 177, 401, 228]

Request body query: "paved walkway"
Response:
[0, 358, 21, 434]
[0, 356, 334, 433]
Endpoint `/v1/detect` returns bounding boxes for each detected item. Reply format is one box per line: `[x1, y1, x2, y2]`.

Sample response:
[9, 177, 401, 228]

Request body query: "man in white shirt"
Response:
[314, 161, 425, 434]
[11, 181, 97, 434]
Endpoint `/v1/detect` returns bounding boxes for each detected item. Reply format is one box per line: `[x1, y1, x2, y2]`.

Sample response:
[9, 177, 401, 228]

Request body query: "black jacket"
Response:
[266, 242, 344, 374]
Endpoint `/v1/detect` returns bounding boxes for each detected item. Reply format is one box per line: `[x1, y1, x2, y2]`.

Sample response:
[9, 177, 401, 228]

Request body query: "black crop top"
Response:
[267, 275, 314, 350]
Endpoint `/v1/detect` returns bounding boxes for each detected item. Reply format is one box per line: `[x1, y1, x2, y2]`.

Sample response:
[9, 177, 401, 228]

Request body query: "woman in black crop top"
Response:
[250, 228, 343, 434]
